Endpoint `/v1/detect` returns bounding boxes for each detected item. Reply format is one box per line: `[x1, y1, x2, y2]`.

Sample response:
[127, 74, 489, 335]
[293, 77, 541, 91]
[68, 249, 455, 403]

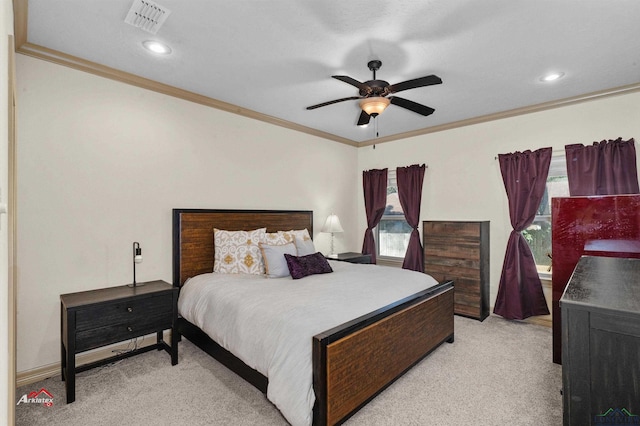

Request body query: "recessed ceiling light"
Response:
[540, 72, 565, 82]
[142, 40, 171, 55]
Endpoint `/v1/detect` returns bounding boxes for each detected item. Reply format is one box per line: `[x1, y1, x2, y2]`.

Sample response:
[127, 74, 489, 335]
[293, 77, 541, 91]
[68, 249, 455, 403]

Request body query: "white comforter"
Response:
[177, 260, 439, 426]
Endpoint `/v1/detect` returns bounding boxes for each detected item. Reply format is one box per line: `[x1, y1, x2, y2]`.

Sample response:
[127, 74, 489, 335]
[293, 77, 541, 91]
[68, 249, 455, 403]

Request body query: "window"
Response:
[377, 170, 412, 258]
[522, 154, 569, 274]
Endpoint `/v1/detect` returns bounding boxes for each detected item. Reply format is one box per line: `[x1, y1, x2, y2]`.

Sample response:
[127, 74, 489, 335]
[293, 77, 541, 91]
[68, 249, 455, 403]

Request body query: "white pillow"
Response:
[213, 228, 266, 274]
[295, 236, 316, 256]
[259, 242, 297, 278]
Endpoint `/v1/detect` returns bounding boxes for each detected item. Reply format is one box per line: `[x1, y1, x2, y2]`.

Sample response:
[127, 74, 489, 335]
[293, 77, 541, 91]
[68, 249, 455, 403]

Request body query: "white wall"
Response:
[15, 51, 640, 374]
[15, 55, 359, 372]
[358, 90, 640, 307]
[1, 0, 14, 421]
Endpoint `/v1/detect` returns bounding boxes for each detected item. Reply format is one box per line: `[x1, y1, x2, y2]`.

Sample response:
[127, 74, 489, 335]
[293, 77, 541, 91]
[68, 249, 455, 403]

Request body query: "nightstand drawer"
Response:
[76, 294, 173, 331]
[76, 313, 173, 352]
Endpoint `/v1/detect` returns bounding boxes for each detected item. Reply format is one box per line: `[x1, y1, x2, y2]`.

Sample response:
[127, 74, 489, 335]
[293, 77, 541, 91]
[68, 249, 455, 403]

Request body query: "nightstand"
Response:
[60, 280, 178, 403]
[327, 252, 372, 264]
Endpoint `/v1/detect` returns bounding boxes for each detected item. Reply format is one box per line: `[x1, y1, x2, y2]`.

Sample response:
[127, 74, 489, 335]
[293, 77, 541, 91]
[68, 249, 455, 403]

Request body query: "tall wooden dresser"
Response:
[423, 221, 490, 321]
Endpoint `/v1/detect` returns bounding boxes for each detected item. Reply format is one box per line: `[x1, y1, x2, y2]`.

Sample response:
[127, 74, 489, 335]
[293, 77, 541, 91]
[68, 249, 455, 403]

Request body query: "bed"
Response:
[172, 209, 454, 425]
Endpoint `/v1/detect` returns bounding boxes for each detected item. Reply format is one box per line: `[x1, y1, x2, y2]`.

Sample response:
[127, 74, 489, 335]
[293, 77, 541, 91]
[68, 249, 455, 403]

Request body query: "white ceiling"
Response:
[18, 0, 640, 145]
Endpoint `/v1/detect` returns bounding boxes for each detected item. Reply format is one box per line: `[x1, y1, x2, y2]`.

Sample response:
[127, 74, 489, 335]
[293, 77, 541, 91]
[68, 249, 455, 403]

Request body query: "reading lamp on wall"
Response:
[129, 242, 143, 288]
[322, 214, 344, 258]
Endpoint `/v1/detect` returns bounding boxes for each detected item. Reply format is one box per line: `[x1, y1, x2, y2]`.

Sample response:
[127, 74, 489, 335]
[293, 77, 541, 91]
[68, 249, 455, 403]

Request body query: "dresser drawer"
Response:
[76, 293, 173, 331]
[424, 241, 481, 261]
[423, 261, 481, 282]
[423, 221, 482, 238]
[75, 310, 173, 352]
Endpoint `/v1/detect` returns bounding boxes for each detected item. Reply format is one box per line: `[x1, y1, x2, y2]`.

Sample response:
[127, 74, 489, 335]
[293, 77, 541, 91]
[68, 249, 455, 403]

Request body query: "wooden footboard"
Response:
[313, 281, 454, 425]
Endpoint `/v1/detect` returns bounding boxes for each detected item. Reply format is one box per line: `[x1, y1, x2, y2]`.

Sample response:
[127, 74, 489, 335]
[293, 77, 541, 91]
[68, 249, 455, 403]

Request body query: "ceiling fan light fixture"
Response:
[360, 97, 390, 116]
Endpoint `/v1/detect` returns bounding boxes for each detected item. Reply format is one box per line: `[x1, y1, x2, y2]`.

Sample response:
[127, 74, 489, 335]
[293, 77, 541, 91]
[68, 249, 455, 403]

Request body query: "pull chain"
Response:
[373, 116, 379, 149]
[375, 116, 379, 138]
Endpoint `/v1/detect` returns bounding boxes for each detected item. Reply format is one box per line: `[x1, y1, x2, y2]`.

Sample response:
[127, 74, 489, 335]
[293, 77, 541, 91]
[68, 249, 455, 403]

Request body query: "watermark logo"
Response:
[16, 388, 54, 407]
[594, 408, 640, 424]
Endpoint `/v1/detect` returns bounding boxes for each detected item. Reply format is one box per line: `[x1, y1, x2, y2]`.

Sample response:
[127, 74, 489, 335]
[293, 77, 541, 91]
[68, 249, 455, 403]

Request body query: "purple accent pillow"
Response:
[284, 252, 333, 280]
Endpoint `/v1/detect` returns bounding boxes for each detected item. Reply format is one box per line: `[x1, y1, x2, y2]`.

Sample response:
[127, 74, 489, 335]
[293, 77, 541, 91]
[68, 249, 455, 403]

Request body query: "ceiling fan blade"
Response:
[332, 75, 371, 92]
[306, 96, 361, 110]
[388, 75, 442, 93]
[357, 110, 371, 126]
[390, 96, 435, 116]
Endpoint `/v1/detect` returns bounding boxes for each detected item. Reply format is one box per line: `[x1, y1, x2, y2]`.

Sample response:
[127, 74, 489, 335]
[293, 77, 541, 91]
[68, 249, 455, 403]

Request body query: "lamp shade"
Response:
[322, 214, 344, 233]
[360, 97, 390, 116]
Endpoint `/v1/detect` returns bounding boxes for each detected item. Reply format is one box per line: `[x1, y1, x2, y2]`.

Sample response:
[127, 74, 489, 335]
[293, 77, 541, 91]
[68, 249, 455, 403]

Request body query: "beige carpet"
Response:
[16, 315, 562, 425]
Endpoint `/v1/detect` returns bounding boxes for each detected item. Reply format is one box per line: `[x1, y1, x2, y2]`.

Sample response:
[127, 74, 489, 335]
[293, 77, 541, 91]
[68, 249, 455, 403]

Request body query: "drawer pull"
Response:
[127, 326, 133, 332]
[127, 307, 133, 313]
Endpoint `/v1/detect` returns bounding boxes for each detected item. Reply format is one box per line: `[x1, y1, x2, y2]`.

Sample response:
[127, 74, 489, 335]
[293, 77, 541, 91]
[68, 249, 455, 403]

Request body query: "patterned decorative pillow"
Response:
[294, 236, 316, 256]
[285, 229, 311, 242]
[214, 228, 266, 274]
[259, 242, 297, 278]
[264, 231, 294, 245]
[284, 252, 333, 280]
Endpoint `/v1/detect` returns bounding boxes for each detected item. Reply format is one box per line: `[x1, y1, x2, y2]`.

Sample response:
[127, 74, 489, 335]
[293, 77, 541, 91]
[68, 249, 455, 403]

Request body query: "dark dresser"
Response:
[561, 256, 640, 425]
[551, 194, 640, 364]
[60, 280, 178, 403]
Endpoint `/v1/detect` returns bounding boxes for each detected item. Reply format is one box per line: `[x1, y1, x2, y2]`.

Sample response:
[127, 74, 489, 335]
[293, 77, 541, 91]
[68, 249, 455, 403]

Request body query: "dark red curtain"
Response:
[362, 168, 388, 264]
[565, 137, 640, 196]
[494, 148, 551, 320]
[396, 164, 426, 272]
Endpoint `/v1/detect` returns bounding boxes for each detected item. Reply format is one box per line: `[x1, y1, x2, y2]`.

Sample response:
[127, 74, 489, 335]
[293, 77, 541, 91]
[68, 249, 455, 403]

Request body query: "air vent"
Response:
[124, 0, 171, 34]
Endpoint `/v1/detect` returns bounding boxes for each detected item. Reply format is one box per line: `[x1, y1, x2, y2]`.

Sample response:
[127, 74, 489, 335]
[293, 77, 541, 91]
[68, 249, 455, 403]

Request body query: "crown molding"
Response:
[358, 81, 640, 147]
[15, 41, 360, 147]
[13, 0, 640, 149]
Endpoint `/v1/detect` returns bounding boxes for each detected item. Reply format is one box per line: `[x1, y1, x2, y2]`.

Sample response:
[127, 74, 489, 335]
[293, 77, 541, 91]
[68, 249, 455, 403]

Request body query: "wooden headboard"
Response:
[172, 209, 313, 286]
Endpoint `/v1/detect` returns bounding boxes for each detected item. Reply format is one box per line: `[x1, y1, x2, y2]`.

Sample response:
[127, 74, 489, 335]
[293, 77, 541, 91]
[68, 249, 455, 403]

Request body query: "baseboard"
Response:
[490, 279, 552, 328]
[525, 278, 552, 328]
[524, 315, 552, 328]
[16, 332, 170, 388]
[488, 310, 552, 328]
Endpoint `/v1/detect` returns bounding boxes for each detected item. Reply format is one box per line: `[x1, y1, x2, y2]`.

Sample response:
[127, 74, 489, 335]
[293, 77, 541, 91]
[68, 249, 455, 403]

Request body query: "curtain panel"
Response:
[362, 168, 388, 264]
[565, 137, 640, 196]
[396, 164, 426, 272]
[494, 147, 551, 320]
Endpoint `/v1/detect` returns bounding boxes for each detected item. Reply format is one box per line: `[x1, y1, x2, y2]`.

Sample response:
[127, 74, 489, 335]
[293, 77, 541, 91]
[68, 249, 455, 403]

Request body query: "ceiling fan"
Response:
[306, 60, 442, 126]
